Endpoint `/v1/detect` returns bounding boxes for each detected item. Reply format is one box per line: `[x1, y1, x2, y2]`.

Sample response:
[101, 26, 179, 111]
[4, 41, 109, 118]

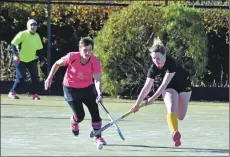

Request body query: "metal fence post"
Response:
[47, 0, 51, 76]
[165, 0, 169, 6]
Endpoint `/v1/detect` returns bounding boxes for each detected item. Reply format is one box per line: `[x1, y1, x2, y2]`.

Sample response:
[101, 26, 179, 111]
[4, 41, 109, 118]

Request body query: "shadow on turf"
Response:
[1, 103, 65, 107]
[0, 116, 122, 122]
[1, 115, 78, 120]
[106, 144, 229, 154]
[1, 116, 104, 121]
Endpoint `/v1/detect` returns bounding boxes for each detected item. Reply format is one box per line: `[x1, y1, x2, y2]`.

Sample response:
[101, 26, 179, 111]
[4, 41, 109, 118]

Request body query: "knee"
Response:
[77, 113, 85, 123]
[16, 78, 24, 84]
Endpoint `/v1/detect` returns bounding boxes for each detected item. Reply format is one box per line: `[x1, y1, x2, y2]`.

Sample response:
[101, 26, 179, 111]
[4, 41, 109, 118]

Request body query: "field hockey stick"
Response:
[98, 101, 125, 140]
[90, 103, 146, 138]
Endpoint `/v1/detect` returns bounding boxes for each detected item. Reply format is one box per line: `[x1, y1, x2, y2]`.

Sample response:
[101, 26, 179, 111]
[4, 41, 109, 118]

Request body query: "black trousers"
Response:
[63, 85, 101, 123]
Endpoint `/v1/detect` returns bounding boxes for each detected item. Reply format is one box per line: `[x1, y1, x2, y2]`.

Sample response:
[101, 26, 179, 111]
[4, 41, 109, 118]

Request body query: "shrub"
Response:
[201, 8, 229, 87]
[0, 2, 123, 81]
[0, 1, 228, 91]
[0, 41, 15, 81]
[94, 2, 208, 96]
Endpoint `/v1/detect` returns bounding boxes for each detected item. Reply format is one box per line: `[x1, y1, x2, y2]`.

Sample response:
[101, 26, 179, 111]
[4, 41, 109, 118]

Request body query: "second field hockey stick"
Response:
[90, 103, 146, 138]
[98, 101, 125, 140]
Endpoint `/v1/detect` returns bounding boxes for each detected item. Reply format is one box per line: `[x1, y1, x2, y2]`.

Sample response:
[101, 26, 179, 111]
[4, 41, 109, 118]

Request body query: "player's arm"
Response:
[36, 34, 45, 62]
[150, 72, 175, 101]
[94, 73, 102, 97]
[92, 58, 103, 99]
[134, 77, 154, 106]
[36, 49, 45, 62]
[10, 32, 24, 56]
[10, 44, 19, 56]
[45, 58, 67, 90]
[47, 58, 67, 80]
[45, 52, 71, 90]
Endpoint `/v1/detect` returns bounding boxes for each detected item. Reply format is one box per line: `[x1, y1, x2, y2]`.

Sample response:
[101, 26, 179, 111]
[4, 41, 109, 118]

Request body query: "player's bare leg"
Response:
[162, 88, 181, 147]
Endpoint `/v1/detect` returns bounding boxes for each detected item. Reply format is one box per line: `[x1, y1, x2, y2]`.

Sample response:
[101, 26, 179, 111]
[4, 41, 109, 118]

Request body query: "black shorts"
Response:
[166, 76, 192, 93]
[63, 84, 97, 102]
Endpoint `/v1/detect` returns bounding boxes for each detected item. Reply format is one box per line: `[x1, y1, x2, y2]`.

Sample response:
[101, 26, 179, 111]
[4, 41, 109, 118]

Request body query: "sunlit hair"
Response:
[79, 37, 94, 49]
[148, 37, 165, 55]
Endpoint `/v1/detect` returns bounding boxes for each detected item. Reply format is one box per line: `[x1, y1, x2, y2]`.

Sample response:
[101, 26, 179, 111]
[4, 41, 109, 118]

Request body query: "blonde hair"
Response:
[148, 37, 165, 55]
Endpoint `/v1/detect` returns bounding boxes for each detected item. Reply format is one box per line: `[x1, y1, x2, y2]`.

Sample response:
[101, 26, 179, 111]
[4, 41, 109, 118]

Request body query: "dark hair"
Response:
[148, 37, 165, 55]
[79, 37, 94, 49]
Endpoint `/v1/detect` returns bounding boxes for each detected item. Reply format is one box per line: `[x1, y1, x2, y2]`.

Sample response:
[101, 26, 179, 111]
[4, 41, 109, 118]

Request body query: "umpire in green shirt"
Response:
[8, 19, 44, 100]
